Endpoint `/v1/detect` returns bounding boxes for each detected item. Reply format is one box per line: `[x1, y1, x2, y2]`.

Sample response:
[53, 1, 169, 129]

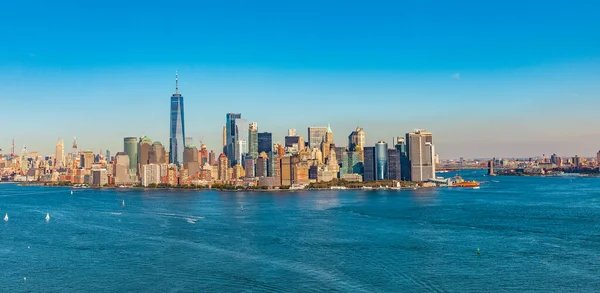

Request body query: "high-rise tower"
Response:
[406, 130, 435, 182]
[55, 138, 64, 169]
[169, 71, 186, 165]
[225, 113, 242, 166]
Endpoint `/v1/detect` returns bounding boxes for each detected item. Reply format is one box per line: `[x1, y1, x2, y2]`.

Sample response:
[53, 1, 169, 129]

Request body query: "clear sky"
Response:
[1, 0, 599, 159]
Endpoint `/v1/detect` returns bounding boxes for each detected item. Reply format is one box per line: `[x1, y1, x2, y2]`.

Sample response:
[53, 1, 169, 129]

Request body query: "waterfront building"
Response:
[321, 125, 334, 159]
[308, 126, 328, 151]
[257, 132, 272, 154]
[222, 125, 227, 154]
[406, 130, 435, 182]
[55, 138, 64, 169]
[137, 136, 153, 172]
[395, 137, 410, 181]
[150, 141, 165, 164]
[114, 152, 130, 185]
[169, 72, 186, 165]
[91, 169, 108, 186]
[348, 126, 365, 152]
[248, 122, 259, 159]
[141, 164, 160, 187]
[341, 150, 363, 177]
[183, 146, 200, 178]
[218, 154, 229, 182]
[124, 137, 138, 174]
[293, 162, 309, 185]
[255, 152, 269, 178]
[363, 147, 376, 182]
[198, 144, 209, 165]
[232, 164, 245, 180]
[244, 155, 255, 178]
[225, 113, 242, 166]
[81, 150, 94, 170]
[280, 156, 293, 186]
[375, 141, 388, 180]
[387, 149, 401, 181]
[208, 150, 216, 166]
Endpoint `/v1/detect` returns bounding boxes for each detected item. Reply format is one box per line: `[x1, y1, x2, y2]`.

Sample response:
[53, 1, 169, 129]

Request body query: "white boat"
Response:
[4, 213, 7, 221]
[122, 200, 125, 207]
[473, 186, 480, 190]
[70, 190, 73, 195]
[45, 213, 50, 221]
[361, 186, 373, 190]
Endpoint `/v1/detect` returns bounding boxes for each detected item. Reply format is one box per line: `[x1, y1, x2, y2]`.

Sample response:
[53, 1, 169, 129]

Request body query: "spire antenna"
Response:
[175, 71, 179, 94]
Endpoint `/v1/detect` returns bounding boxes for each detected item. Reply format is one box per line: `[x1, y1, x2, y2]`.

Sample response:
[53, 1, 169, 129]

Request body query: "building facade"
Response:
[248, 122, 259, 159]
[124, 137, 138, 174]
[363, 147, 376, 182]
[169, 72, 186, 165]
[308, 126, 328, 151]
[406, 130, 435, 182]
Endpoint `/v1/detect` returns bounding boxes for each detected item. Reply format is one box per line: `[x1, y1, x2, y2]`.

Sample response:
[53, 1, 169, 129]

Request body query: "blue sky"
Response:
[1, 0, 599, 158]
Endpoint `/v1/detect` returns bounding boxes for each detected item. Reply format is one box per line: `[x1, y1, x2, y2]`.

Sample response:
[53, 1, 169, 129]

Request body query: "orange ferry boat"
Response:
[451, 176, 480, 187]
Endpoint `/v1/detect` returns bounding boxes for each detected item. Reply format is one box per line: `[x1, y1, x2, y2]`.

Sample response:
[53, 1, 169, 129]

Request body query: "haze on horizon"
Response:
[1, 1, 599, 159]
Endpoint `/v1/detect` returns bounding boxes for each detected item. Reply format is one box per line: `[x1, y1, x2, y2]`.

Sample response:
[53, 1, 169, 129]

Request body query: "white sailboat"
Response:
[4, 213, 8, 221]
[45, 213, 50, 222]
[122, 200, 125, 207]
[70, 190, 73, 195]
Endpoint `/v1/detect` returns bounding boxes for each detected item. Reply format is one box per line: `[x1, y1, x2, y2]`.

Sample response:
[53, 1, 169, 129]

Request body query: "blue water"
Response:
[1, 171, 599, 292]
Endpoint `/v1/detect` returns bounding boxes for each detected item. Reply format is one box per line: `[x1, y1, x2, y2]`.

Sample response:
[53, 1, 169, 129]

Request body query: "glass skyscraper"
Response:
[169, 72, 186, 165]
[258, 132, 272, 154]
[375, 141, 388, 180]
[225, 113, 242, 165]
[363, 147, 375, 182]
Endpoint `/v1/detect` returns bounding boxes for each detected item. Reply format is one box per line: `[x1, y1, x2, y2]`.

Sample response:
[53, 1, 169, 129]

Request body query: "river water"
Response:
[1, 171, 599, 292]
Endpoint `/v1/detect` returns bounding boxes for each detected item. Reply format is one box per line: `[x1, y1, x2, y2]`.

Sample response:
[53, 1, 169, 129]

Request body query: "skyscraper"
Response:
[348, 126, 365, 151]
[81, 150, 94, 170]
[123, 137, 138, 174]
[363, 147, 376, 182]
[55, 138, 64, 169]
[406, 130, 435, 182]
[183, 145, 200, 178]
[375, 141, 388, 180]
[114, 152, 130, 185]
[137, 136, 153, 172]
[225, 113, 242, 165]
[258, 132, 272, 154]
[218, 153, 229, 182]
[169, 72, 186, 165]
[150, 141, 165, 164]
[248, 122, 258, 159]
[308, 126, 328, 151]
[387, 149, 401, 181]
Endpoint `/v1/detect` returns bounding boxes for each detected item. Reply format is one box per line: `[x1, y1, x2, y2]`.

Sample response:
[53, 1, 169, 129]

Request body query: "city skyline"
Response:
[2, 1, 600, 158]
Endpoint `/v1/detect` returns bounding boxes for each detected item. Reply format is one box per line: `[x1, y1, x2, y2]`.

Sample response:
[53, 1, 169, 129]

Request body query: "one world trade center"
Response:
[169, 71, 186, 165]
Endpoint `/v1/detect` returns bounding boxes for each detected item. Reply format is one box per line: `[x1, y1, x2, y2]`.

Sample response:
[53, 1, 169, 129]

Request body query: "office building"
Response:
[387, 149, 401, 181]
[375, 141, 388, 180]
[341, 151, 363, 177]
[55, 138, 64, 169]
[248, 122, 258, 159]
[363, 147, 376, 182]
[91, 169, 108, 186]
[183, 145, 200, 178]
[255, 152, 268, 177]
[258, 132, 272, 154]
[208, 150, 216, 165]
[169, 72, 186, 165]
[225, 113, 242, 166]
[348, 126, 365, 151]
[406, 130, 435, 182]
[81, 150, 94, 170]
[244, 154, 255, 178]
[124, 137, 138, 174]
[150, 141, 165, 164]
[199, 144, 209, 165]
[308, 126, 328, 151]
[138, 136, 153, 172]
[114, 152, 130, 185]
